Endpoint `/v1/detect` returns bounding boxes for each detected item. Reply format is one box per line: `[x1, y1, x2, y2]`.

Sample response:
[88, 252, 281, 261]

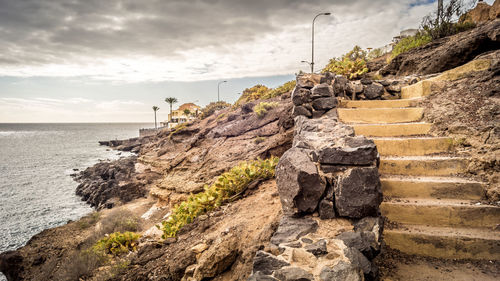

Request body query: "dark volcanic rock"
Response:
[276, 147, 326, 214]
[252, 251, 290, 275]
[270, 216, 318, 246]
[334, 167, 382, 218]
[318, 199, 336, 219]
[318, 137, 378, 165]
[311, 83, 334, 99]
[312, 97, 338, 111]
[74, 156, 160, 209]
[292, 87, 312, 106]
[381, 19, 500, 76]
[319, 261, 363, 281]
[0, 251, 23, 280]
[292, 106, 312, 118]
[305, 239, 328, 256]
[274, 266, 314, 281]
[364, 83, 384, 100]
[248, 272, 279, 281]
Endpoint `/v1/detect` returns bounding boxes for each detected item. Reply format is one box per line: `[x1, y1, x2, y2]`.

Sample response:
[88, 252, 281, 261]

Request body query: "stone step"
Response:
[381, 198, 500, 228]
[352, 122, 432, 137]
[338, 108, 424, 124]
[373, 137, 453, 156]
[379, 156, 468, 176]
[381, 176, 485, 200]
[339, 98, 421, 108]
[384, 224, 500, 260]
[401, 80, 433, 99]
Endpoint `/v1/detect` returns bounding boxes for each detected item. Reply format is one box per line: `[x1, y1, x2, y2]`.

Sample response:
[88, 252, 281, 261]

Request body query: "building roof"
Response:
[177, 103, 201, 111]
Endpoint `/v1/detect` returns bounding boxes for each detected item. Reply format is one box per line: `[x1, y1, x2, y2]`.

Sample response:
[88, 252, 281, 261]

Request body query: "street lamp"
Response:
[311, 12, 331, 73]
[217, 80, 227, 102]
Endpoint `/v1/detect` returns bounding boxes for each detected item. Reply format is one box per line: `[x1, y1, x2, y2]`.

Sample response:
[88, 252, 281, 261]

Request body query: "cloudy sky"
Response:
[0, 0, 487, 123]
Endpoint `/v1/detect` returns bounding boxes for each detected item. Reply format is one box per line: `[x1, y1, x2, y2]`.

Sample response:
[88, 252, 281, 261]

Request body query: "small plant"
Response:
[253, 102, 279, 117]
[391, 32, 432, 59]
[78, 211, 101, 230]
[200, 101, 231, 119]
[160, 157, 279, 238]
[322, 45, 369, 80]
[234, 81, 296, 107]
[168, 123, 187, 139]
[421, 0, 473, 40]
[93, 231, 141, 256]
[368, 48, 384, 60]
[254, 136, 266, 144]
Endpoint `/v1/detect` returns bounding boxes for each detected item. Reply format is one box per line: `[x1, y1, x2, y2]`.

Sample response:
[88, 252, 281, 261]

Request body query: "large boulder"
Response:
[292, 87, 312, 106]
[334, 167, 382, 218]
[297, 74, 322, 89]
[276, 147, 326, 215]
[311, 83, 334, 98]
[319, 261, 363, 281]
[252, 251, 290, 275]
[270, 216, 319, 246]
[363, 83, 384, 100]
[317, 136, 378, 166]
[312, 97, 338, 111]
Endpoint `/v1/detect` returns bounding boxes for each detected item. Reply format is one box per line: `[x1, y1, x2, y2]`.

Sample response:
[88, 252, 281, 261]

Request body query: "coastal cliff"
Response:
[1, 18, 499, 281]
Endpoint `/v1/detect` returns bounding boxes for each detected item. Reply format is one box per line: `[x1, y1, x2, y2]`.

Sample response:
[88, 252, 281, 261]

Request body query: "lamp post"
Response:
[217, 80, 227, 102]
[311, 12, 331, 73]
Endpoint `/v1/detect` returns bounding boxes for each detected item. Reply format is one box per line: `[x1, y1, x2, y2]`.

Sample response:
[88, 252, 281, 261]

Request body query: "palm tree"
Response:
[183, 109, 191, 117]
[164, 97, 178, 122]
[152, 106, 160, 129]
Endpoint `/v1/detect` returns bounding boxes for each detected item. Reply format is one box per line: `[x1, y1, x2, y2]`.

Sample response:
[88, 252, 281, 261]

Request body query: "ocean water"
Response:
[0, 123, 151, 280]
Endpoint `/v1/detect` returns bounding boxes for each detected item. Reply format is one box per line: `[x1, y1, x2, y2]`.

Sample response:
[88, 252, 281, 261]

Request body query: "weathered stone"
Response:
[364, 83, 384, 100]
[292, 87, 312, 106]
[301, 238, 313, 244]
[311, 83, 334, 98]
[347, 81, 363, 94]
[270, 216, 318, 246]
[354, 216, 384, 241]
[252, 251, 290, 275]
[319, 261, 363, 281]
[378, 80, 390, 86]
[276, 147, 326, 215]
[292, 106, 312, 118]
[305, 239, 328, 256]
[344, 247, 372, 275]
[336, 230, 379, 259]
[335, 167, 382, 218]
[386, 81, 402, 92]
[297, 74, 322, 89]
[318, 199, 336, 219]
[248, 271, 279, 281]
[320, 72, 335, 85]
[333, 75, 349, 97]
[274, 267, 314, 281]
[360, 78, 372, 85]
[312, 97, 338, 111]
[318, 137, 378, 165]
[320, 165, 348, 174]
[284, 241, 303, 248]
[312, 110, 326, 119]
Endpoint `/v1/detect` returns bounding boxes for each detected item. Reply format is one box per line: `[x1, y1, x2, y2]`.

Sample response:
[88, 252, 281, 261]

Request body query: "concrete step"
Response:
[401, 80, 433, 99]
[381, 198, 500, 228]
[338, 108, 424, 124]
[381, 176, 485, 200]
[384, 224, 500, 260]
[339, 98, 421, 108]
[352, 122, 432, 137]
[373, 137, 453, 156]
[379, 156, 468, 176]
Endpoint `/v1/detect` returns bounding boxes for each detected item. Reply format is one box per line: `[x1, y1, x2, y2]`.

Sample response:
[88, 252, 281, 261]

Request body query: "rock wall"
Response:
[248, 74, 384, 281]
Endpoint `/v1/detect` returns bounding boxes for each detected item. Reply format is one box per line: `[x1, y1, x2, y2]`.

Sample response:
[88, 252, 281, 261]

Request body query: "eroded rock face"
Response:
[276, 147, 326, 215]
[270, 217, 318, 246]
[335, 167, 383, 218]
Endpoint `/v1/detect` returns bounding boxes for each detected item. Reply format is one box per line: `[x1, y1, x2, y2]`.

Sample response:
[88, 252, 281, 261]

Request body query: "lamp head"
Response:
[324, 12, 331, 15]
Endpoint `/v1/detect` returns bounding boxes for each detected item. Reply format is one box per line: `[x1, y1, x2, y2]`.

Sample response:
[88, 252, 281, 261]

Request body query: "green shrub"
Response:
[253, 102, 279, 117]
[254, 136, 266, 144]
[322, 45, 369, 80]
[93, 231, 141, 256]
[160, 157, 279, 238]
[421, 0, 473, 40]
[78, 212, 101, 230]
[234, 81, 296, 107]
[368, 48, 384, 60]
[97, 209, 139, 235]
[391, 32, 432, 59]
[168, 123, 187, 139]
[200, 101, 231, 119]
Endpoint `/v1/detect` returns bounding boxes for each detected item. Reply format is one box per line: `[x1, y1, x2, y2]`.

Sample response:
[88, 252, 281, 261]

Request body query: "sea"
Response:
[0, 123, 151, 280]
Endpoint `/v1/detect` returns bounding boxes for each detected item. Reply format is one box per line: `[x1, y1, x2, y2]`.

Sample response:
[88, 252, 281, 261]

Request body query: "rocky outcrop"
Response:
[249, 73, 383, 280]
[74, 157, 161, 209]
[381, 19, 500, 76]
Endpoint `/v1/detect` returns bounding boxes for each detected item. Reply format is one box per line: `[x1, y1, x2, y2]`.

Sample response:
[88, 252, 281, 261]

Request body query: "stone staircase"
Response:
[337, 84, 500, 260]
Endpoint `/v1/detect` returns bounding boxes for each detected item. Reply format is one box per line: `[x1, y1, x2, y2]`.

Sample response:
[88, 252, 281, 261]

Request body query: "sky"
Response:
[0, 0, 489, 123]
